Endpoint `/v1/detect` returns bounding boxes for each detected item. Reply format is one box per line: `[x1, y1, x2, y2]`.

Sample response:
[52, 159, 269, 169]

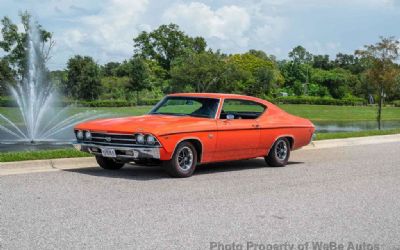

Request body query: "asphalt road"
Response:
[1, 142, 400, 250]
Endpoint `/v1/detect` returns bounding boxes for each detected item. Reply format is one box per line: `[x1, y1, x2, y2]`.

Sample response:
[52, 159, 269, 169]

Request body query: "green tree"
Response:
[170, 51, 225, 93]
[0, 11, 53, 76]
[356, 37, 400, 129]
[334, 53, 365, 74]
[102, 62, 120, 77]
[311, 68, 358, 99]
[289, 46, 313, 64]
[227, 53, 283, 96]
[128, 57, 151, 104]
[312, 54, 332, 70]
[64, 55, 101, 100]
[0, 58, 14, 95]
[133, 23, 206, 72]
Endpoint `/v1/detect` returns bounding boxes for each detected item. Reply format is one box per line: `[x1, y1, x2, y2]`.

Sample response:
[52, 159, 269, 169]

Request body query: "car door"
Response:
[214, 99, 265, 162]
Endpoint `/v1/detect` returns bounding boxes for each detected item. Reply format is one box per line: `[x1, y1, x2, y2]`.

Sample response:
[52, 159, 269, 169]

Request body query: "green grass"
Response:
[315, 128, 400, 140]
[2, 104, 400, 124]
[279, 104, 400, 121]
[0, 148, 90, 162]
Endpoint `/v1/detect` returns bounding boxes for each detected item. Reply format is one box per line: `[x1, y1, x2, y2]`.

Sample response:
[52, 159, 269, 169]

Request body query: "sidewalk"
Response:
[1, 134, 399, 176]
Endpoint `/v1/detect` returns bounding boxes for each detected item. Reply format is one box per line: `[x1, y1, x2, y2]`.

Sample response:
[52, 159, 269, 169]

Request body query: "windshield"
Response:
[149, 96, 220, 118]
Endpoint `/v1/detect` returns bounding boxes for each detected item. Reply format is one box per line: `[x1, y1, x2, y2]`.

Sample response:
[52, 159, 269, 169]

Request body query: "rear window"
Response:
[220, 99, 266, 119]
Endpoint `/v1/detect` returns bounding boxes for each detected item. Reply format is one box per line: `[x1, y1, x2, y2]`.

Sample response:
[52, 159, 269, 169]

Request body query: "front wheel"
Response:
[95, 156, 125, 170]
[265, 138, 290, 167]
[162, 141, 197, 178]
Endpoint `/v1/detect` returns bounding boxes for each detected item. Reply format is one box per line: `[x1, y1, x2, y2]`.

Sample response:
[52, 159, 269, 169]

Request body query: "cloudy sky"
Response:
[1, 0, 399, 70]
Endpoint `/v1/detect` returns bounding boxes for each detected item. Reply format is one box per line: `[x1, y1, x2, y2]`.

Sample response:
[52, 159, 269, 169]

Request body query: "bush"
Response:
[0, 96, 160, 107]
[393, 100, 400, 107]
[273, 96, 366, 106]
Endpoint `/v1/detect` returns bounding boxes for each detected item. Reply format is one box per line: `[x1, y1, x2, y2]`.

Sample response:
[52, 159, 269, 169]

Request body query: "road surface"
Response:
[1, 141, 400, 249]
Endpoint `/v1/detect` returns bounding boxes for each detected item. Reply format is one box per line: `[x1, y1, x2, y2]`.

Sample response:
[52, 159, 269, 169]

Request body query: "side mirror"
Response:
[226, 114, 235, 120]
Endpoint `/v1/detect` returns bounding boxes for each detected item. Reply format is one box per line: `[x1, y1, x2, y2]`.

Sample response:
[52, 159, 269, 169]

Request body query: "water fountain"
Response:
[0, 21, 102, 151]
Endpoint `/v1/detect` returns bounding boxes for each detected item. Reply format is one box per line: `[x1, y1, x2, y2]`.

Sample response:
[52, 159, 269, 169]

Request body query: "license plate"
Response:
[101, 148, 116, 158]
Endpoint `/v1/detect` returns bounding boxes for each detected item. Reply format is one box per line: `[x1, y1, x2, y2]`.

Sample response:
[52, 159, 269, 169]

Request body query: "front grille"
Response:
[85, 132, 137, 147]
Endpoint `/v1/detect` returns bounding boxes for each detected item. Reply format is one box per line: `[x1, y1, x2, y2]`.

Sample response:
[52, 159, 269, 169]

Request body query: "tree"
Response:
[227, 53, 283, 96]
[0, 58, 14, 95]
[288, 46, 313, 64]
[133, 23, 206, 72]
[170, 51, 226, 93]
[311, 68, 356, 99]
[0, 11, 54, 76]
[128, 57, 151, 104]
[102, 62, 120, 77]
[64, 55, 101, 100]
[312, 55, 332, 70]
[356, 37, 400, 129]
[334, 53, 365, 74]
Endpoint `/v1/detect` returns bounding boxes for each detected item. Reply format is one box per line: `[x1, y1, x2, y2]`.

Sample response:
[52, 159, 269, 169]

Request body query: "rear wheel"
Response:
[162, 141, 197, 178]
[265, 138, 290, 167]
[95, 156, 125, 170]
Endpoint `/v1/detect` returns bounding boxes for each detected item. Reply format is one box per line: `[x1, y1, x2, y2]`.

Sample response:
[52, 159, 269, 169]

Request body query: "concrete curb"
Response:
[302, 133, 400, 150]
[1, 134, 399, 176]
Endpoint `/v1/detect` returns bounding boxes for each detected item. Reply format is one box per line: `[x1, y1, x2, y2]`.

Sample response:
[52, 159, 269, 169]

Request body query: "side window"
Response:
[220, 99, 266, 120]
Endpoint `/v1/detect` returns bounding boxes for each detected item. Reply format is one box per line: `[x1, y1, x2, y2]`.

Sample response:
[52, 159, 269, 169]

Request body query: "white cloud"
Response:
[60, 0, 149, 63]
[163, 2, 251, 50]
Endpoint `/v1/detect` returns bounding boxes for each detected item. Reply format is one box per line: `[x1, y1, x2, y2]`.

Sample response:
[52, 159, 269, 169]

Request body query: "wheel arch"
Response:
[266, 135, 295, 155]
[172, 137, 203, 163]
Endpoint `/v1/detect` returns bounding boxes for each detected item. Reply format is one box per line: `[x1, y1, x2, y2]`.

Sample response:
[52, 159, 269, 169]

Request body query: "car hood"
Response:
[74, 114, 216, 136]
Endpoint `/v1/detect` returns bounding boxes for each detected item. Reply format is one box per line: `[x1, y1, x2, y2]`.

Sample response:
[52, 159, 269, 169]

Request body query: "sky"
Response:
[1, 0, 400, 70]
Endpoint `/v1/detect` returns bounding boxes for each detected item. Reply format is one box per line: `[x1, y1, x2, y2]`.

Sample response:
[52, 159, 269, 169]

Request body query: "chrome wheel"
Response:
[275, 140, 288, 161]
[177, 146, 194, 171]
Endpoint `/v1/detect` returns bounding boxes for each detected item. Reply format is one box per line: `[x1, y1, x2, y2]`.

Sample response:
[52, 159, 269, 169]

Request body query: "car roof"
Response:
[167, 93, 282, 115]
[168, 93, 262, 101]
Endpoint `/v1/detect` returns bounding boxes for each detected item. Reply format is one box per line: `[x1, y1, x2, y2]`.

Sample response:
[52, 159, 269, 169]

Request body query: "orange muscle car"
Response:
[73, 93, 315, 177]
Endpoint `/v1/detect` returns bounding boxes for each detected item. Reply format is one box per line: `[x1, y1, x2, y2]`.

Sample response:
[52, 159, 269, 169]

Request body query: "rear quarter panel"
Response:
[258, 108, 315, 153]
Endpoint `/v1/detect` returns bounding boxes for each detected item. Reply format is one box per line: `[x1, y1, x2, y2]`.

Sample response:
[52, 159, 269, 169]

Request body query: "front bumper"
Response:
[73, 143, 160, 160]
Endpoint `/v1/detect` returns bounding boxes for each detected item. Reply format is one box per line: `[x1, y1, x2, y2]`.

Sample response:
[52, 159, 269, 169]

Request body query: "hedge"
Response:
[0, 95, 373, 107]
[272, 96, 366, 106]
[0, 96, 160, 107]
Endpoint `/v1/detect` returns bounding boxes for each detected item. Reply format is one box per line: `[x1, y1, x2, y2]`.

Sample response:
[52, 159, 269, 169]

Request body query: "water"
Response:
[0, 20, 102, 148]
[314, 120, 400, 133]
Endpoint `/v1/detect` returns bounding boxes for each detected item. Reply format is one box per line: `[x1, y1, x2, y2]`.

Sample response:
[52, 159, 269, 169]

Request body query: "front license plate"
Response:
[101, 148, 116, 158]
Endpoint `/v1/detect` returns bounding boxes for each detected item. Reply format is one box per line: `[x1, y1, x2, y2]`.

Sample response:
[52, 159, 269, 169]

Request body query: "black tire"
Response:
[162, 141, 197, 178]
[265, 138, 290, 167]
[95, 156, 125, 170]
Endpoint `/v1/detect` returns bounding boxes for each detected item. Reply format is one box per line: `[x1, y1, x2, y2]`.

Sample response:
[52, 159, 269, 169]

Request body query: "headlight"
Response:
[76, 130, 83, 140]
[135, 133, 145, 144]
[146, 135, 156, 145]
[85, 131, 92, 140]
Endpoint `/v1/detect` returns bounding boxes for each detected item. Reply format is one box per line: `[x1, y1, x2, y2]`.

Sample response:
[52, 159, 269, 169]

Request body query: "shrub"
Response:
[393, 100, 400, 107]
[273, 96, 366, 106]
[0, 96, 160, 107]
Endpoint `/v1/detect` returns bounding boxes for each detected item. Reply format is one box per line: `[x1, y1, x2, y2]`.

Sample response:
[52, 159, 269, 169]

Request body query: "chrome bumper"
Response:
[73, 143, 160, 160]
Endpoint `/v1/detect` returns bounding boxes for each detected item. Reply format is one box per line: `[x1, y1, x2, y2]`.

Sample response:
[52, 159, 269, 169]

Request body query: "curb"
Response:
[1, 134, 399, 176]
[302, 133, 400, 150]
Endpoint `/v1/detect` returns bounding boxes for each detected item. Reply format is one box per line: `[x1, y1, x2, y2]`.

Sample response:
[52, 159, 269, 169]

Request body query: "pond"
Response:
[313, 120, 400, 133]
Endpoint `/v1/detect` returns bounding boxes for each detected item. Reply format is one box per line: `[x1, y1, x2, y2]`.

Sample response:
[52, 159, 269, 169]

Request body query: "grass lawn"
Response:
[0, 148, 90, 162]
[279, 104, 400, 121]
[1, 104, 400, 123]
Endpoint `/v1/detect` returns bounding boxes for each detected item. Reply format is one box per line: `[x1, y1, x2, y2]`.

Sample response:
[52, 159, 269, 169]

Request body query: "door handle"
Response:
[252, 124, 260, 128]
